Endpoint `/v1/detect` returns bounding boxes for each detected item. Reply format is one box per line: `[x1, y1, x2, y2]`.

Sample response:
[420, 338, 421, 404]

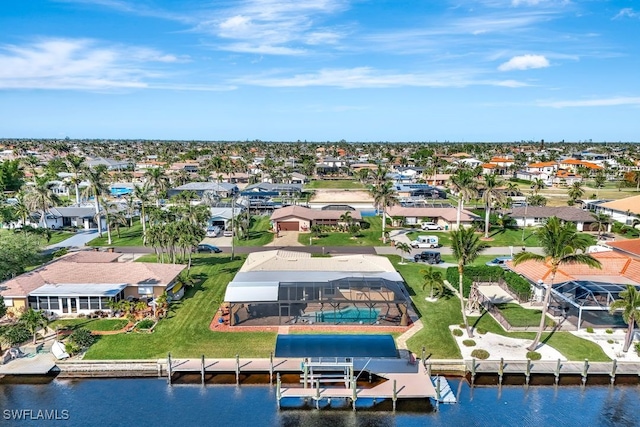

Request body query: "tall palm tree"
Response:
[609, 285, 640, 353]
[421, 266, 445, 300]
[568, 181, 584, 203]
[339, 211, 353, 231]
[25, 176, 60, 229]
[513, 217, 602, 351]
[450, 226, 487, 338]
[13, 191, 31, 228]
[134, 183, 152, 245]
[394, 241, 412, 264]
[99, 197, 114, 245]
[590, 212, 610, 239]
[450, 168, 477, 229]
[370, 180, 398, 244]
[19, 308, 49, 344]
[145, 167, 168, 207]
[531, 178, 546, 195]
[65, 154, 85, 205]
[86, 165, 108, 237]
[481, 174, 504, 239]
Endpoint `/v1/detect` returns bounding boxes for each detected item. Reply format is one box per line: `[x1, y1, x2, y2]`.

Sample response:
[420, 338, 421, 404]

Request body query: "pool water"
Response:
[315, 306, 380, 324]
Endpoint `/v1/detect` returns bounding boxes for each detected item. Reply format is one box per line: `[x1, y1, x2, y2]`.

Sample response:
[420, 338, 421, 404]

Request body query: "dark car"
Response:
[413, 251, 442, 264]
[195, 244, 222, 253]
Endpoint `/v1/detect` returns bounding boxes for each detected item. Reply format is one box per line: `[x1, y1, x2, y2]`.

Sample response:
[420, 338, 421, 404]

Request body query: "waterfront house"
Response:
[168, 182, 239, 198]
[385, 206, 478, 230]
[223, 250, 413, 327]
[0, 251, 185, 317]
[271, 205, 362, 231]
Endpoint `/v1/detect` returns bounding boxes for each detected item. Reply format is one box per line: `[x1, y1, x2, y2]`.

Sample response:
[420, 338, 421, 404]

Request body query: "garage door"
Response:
[279, 221, 299, 231]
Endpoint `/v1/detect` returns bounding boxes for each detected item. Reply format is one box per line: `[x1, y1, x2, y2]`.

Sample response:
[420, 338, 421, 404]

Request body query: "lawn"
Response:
[233, 215, 274, 247]
[298, 216, 384, 246]
[495, 303, 555, 328]
[389, 255, 611, 361]
[83, 254, 277, 359]
[50, 318, 129, 332]
[88, 221, 144, 247]
[305, 180, 366, 190]
[0, 229, 74, 246]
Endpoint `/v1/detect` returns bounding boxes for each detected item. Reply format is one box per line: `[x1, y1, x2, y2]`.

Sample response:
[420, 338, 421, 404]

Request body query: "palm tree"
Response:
[450, 168, 477, 229]
[339, 211, 353, 231]
[13, 191, 32, 228]
[593, 172, 606, 199]
[145, 167, 168, 207]
[134, 183, 152, 245]
[421, 266, 445, 300]
[25, 176, 60, 229]
[370, 180, 398, 244]
[450, 226, 487, 338]
[505, 181, 520, 197]
[100, 197, 114, 245]
[65, 154, 85, 205]
[513, 217, 602, 351]
[609, 285, 640, 353]
[568, 181, 584, 203]
[394, 241, 412, 264]
[86, 165, 108, 237]
[19, 308, 49, 344]
[481, 174, 504, 239]
[531, 178, 546, 195]
[590, 212, 610, 239]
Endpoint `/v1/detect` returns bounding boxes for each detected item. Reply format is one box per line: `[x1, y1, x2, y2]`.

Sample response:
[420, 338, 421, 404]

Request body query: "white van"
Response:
[410, 235, 439, 249]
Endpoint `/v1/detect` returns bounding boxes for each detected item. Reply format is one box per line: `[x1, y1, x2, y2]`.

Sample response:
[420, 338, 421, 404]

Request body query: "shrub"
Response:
[137, 319, 154, 329]
[635, 342, 640, 356]
[526, 351, 542, 361]
[471, 349, 490, 360]
[452, 329, 463, 337]
[476, 328, 488, 335]
[70, 328, 95, 349]
[605, 329, 613, 334]
[52, 247, 69, 258]
[2, 324, 31, 346]
[586, 327, 594, 333]
[463, 339, 476, 347]
[607, 339, 615, 344]
[446, 266, 504, 297]
[503, 271, 533, 300]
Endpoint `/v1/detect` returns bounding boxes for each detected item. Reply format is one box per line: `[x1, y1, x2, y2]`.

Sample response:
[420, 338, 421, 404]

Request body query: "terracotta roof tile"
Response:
[607, 238, 640, 257]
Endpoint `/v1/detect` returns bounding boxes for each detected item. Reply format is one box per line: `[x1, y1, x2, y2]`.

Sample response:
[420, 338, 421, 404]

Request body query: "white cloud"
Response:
[234, 67, 528, 89]
[539, 97, 640, 108]
[613, 8, 639, 20]
[0, 38, 211, 91]
[498, 54, 549, 71]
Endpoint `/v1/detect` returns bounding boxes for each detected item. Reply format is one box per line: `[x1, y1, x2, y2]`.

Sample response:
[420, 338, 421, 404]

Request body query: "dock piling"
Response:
[270, 352, 274, 385]
[201, 355, 205, 386]
[470, 358, 476, 386]
[235, 354, 240, 385]
[421, 346, 426, 368]
[167, 352, 172, 386]
[392, 379, 397, 411]
[351, 378, 357, 411]
[582, 359, 589, 386]
[525, 359, 531, 386]
[276, 373, 281, 409]
[435, 376, 441, 410]
[555, 359, 561, 385]
[315, 379, 320, 409]
[498, 358, 504, 386]
[610, 359, 617, 385]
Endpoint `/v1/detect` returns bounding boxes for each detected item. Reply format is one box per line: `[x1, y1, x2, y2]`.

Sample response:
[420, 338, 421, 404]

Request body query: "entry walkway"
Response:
[46, 229, 99, 251]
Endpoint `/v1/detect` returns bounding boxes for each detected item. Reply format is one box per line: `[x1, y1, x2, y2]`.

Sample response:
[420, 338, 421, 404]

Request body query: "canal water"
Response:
[1, 377, 639, 427]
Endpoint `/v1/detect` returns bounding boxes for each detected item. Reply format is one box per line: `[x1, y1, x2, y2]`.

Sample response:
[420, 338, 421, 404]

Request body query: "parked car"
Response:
[223, 230, 234, 237]
[410, 235, 439, 248]
[205, 226, 221, 237]
[421, 221, 443, 230]
[414, 251, 442, 264]
[485, 256, 512, 268]
[195, 244, 222, 253]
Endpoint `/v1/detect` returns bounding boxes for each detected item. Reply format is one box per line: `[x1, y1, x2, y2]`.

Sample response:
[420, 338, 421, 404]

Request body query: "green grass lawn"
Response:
[388, 255, 611, 361]
[46, 231, 76, 245]
[439, 254, 500, 266]
[233, 215, 274, 247]
[83, 255, 276, 359]
[495, 303, 555, 328]
[50, 318, 129, 332]
[305, 180, 366, 190]
[88, 222, 144, 247]
[298, 217, 384, 246]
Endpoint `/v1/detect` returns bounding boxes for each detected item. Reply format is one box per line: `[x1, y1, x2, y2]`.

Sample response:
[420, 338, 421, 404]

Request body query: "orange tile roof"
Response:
[607, 239, 640, 257]
[490, 157, 513, 163]
[599, 195, 640, 215]
[562, 158, 582, 164]
[482, 163, 497, 169]
[528, 161, 557, 168]
[507, 252, 640, 285]
[556, 169, 581, 178]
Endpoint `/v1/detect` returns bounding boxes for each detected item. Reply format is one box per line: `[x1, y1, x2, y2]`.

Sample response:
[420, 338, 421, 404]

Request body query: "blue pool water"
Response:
[1, 378, 638, 427]
[315, 306, 380, 323]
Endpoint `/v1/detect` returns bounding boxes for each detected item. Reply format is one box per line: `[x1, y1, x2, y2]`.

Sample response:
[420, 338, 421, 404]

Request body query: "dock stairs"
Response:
[431, 375, 457, 404]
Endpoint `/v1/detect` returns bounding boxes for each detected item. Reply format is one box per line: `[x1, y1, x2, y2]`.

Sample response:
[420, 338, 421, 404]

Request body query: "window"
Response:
[138, 287, 153, 296]
[38, 297, 49, 310]
[50, 298, 59, 310]
[79, 297, 89, 310]
[4, 298, 13, 307]
[101, 297, 110, 309]
[323, 287, 336, 296]
[28, 296, 37, 309]
[90, 297, 100, 309]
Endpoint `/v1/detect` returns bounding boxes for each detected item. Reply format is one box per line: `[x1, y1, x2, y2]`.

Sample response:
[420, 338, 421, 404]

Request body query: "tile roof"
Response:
[599, 195, 640, 215]
[0, 257, 185, 298]
[239, 250, 397, 273]
[606, 238, 640, 257]
[528, 161, 557, 168]
[507, 206, 594, 222]
[271, 205, 362, 221]
[507, 252, 640, 285]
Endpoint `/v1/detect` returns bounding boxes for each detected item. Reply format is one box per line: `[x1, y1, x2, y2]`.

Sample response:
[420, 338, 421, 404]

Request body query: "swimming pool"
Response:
[315, 306, 380, 324]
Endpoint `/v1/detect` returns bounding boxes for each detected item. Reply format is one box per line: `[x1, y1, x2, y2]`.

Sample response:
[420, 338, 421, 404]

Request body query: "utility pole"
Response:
[231, 194, 235, 261]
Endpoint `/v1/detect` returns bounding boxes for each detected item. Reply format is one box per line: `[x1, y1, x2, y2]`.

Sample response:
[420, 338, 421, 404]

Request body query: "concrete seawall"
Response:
[54, 359, 168, 378]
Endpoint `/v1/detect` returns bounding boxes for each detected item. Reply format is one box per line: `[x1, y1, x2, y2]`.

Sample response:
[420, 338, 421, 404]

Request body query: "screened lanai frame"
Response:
[549, 281, 640, 329]
[226, 276, 412, 327]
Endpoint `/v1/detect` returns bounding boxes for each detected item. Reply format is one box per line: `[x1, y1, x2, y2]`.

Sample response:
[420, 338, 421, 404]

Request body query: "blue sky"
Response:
[1, 0, 639, 142]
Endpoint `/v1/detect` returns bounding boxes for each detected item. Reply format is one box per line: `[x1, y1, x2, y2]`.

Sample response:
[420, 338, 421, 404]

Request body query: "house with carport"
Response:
[271, 205, 362, 232]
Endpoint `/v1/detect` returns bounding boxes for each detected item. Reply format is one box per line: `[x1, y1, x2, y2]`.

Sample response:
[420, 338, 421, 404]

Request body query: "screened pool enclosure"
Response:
[549, 281, 640, 329]
[224, 274, 412, 327]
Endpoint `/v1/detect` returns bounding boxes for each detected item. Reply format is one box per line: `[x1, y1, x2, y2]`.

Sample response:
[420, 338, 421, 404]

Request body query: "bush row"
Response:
[446, 266, 504, 297]
[503, 271, 533, 300]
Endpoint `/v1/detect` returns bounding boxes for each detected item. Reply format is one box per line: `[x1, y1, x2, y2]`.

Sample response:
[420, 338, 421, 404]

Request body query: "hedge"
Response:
[503, 271, 533, 300]
[446, 266, 504, 297]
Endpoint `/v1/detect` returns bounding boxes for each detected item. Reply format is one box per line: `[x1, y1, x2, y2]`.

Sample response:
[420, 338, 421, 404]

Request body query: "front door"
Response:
[61, 298, 69, 314]
[70, 298, 77, 313]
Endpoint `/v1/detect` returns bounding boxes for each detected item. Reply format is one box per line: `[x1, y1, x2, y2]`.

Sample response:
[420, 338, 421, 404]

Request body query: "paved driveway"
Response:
[46, 229, 99, 251]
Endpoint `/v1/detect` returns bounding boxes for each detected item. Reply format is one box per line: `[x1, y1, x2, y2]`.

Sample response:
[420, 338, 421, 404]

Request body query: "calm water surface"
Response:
[1, 378, 639, 427]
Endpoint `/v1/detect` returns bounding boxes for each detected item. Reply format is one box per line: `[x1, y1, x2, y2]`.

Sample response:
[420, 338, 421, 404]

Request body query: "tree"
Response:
[513, 217, 602, 351]
[450, 226, 487, 338]
[593, 172, 606, 199]
[567, 181, 584, 203]
[69, 328, 95, 350]
[527, 194, 547, 207]
[394, 241, 412, 264]
[134, 183, 153, 245]
[86, 165, 109, 237]
[19, 308, 49, 344]
[590, 212, 610, 239]
[65, 154, 86, 205]
[25, 176, 60, 228]
[609, 285, 640, 353]
[0, 233, 43, 280]
[450, 168, 477, 229]
[0, 295, 6, 319]
[531, 178, 546, 195]
[339, 211, 353, 231]
[481, 174, 504, 238]
[0, 159, 25, 192]
[369, 179, 397, 244]
[421, 266, 445, 300]
[1, 324, 31, 348]
[145, 167, 168, 207]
